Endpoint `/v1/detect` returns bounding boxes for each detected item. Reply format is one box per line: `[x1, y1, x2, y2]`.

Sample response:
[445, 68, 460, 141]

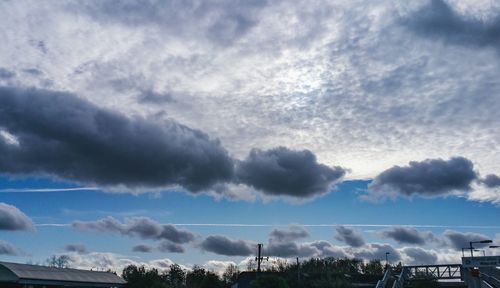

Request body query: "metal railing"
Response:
[392, 267, 410, 288]
[375, 268, 392, 288]
[405, 264, 462, 280]
[481, 272, 500, 288]
[374, 264, 464, 288]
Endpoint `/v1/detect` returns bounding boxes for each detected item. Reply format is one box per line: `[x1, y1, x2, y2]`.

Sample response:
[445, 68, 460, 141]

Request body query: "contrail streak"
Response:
[35, 223, 500, 229]
[0, 187, 99, 193]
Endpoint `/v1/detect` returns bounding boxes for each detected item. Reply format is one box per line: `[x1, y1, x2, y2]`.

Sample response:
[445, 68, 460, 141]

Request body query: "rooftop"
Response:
[0, 261, 126, 287]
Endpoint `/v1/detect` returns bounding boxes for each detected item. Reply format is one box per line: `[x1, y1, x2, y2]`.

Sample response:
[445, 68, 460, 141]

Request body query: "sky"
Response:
[0, 0, 499, 275]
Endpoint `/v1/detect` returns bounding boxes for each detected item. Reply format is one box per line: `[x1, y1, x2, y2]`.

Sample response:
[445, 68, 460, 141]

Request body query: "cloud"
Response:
[309, 241, 349, 258]
[334, 226, 365, 247]
[0, 240, 21, 255]
[353, 243, 401, 262]
[1, 0, 500, 193]
[158, 240, 185, 253]
[0, 86, 234, 192]
[367, 157, 477, 199]
[200, 235, 254, 256]
[132, 244, 153, 253]
[22, 68, 43, 76]
[65, 243, 88, 254]
[0, 86, 348, 201]
[403, 0, 500, 49]
[0, 203, 35, 231]
[0, 68, 15, 79]
[480, 174, 500, 188]
[401, 247, 438, 265]
[137, 90, 174, 104]
[269, 225, 309, 242]
[264, 225, 320, 257]
[74, 0, 269, 47]
[443, 230, 492, 250]
[236, 147, 346, 198]
[72, 217, 196, 244]
[380, 227, 435, 245]
[261, 226, 333, 258]
[203, 260, 238, 276]
[265, 241, 318, 258]
[63, 251, 188, 273]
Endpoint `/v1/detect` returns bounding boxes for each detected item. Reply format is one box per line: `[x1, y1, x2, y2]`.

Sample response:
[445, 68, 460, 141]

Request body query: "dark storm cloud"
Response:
[236, 147, 346, 197]
[0, 68, 15, 79]
[132, 244, 153, 253]
[380, 227, 434, 245]
[402, 247, 438, 265]
[0, 86, 234, 192]
[73, 0, 268, 46]
[0, 203, 35, 231]
[353, 244, 401, 262]
[403, 0, 500, 48]
[65, 243, 88, 254]
[480, 174, 500, 188]
[200, 235, 254, 256]
[0, 240, 20, 255]
[158, 240, 185, 253]
[369, 157, 477, 197]
[443, 230, 491, 250]
[269, 225, 309, 242]
[72, 217, 196, 244]
[334, 226, 365, 247]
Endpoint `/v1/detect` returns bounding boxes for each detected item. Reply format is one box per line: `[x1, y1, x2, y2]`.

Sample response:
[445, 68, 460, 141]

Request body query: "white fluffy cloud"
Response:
[64, 251, 190, 273]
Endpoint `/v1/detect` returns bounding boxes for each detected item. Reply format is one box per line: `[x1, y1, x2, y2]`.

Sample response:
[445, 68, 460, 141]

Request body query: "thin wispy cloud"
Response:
[0, 187, 99, 193]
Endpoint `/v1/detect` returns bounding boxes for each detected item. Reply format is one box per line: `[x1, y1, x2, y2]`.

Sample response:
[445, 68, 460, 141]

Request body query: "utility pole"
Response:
[296, 257, 300, 283]
[255, 244, 268, 273]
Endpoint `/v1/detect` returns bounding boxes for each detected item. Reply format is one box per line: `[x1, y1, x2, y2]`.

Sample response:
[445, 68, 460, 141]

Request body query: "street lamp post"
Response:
[469, 240, 493, 257]
[489, 245, 499, 255]
[461, 248, 469, 257]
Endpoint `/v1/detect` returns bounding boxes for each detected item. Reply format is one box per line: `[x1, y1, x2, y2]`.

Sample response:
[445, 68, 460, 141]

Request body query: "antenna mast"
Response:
[255, 243, 269, 273]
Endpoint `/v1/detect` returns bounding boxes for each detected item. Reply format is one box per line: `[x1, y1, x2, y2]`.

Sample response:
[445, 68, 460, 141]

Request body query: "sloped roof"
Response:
[0, 261, 126, 285]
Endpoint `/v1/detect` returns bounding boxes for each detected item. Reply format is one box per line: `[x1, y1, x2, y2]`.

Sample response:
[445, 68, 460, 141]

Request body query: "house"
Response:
[0, 261, 126, 288]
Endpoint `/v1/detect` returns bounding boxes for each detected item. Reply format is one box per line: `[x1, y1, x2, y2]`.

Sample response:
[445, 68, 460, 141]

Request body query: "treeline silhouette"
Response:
[122, 257, 386, 288]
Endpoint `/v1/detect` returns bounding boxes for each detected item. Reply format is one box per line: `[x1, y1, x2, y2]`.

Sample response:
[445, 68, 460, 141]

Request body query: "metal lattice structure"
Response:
[405, 264, 463, 280]
[374, 264, 464, 288]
